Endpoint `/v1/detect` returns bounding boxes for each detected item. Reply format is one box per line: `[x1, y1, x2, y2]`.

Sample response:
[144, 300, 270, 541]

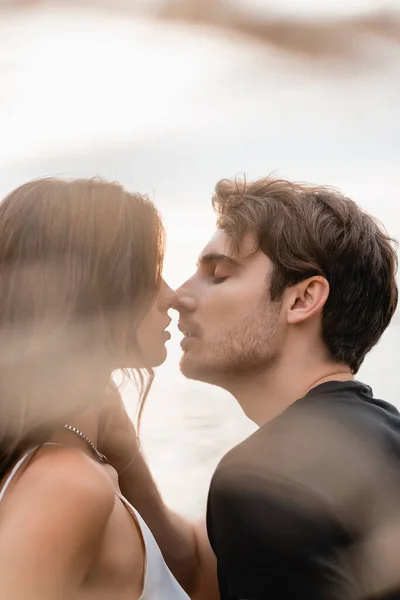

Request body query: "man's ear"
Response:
[286, 276, 329, 325]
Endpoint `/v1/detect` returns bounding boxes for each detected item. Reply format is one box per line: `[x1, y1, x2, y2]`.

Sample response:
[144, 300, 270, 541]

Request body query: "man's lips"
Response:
[178, 323, 200, 337]
[180, 333, 197, 350]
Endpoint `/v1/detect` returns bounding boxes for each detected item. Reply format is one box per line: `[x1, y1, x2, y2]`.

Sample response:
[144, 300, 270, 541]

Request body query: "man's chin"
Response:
[179, 354, 198, 379]
[180, 352, 203, 378]
[179, 354, 221, 385]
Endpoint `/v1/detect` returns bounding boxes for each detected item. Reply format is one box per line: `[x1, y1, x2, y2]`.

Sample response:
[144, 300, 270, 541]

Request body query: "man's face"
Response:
[176, 230, 284, 385]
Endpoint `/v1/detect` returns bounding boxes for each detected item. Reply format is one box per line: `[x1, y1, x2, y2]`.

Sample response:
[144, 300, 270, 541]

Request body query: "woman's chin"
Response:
[123, 347, 168, 369]
[148, 345, 168, 368]
[114, 338, 170, 369]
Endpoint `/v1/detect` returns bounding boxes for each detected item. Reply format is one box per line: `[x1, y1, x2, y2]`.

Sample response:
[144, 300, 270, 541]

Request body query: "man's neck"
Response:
[226, 358, 353, 426]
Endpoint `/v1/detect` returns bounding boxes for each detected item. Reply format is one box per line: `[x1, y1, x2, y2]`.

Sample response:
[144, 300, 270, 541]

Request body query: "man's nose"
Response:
[173, 282, 197, 312]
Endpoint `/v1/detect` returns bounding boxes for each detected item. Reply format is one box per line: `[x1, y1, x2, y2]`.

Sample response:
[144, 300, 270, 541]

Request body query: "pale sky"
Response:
[2, 4, 400, 281]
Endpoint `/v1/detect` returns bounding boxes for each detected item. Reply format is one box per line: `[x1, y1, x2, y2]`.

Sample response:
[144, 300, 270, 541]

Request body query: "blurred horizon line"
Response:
[2, 0, 400, 63]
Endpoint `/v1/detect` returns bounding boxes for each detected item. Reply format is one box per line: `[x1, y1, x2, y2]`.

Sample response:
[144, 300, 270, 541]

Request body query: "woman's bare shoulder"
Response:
[0, 449, 117, 597]
[3, 446, 115, 528]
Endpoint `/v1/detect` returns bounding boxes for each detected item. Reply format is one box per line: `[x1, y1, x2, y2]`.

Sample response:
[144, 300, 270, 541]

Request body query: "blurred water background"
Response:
[1, 0, 399, 517]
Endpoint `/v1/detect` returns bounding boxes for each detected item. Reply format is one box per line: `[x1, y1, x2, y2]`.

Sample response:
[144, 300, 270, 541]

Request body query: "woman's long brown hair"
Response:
[0, 177, 165, 478]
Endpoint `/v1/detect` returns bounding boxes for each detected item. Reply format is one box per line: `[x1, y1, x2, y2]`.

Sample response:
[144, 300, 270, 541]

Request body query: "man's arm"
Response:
[99, 388, 219, 600]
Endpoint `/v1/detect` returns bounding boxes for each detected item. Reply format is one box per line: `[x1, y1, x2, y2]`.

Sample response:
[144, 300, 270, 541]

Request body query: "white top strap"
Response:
[0, 443, 61, 503]
[117, 493, 190, 600]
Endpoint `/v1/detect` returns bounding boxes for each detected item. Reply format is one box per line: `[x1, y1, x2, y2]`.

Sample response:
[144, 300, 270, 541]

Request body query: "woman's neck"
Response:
[46, 370, 115, 458]
[48, 407, 100, 460]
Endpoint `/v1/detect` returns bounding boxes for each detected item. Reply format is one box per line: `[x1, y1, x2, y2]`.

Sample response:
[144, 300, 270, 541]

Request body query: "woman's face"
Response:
[135, 279, 177, 367]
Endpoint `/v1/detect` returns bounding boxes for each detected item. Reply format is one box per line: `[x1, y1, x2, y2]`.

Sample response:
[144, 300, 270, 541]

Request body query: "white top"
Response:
[0, 446, 190, 600]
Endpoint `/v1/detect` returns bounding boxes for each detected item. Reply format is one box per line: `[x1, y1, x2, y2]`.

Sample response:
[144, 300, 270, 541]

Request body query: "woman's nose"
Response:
[159, 279, 179, 309]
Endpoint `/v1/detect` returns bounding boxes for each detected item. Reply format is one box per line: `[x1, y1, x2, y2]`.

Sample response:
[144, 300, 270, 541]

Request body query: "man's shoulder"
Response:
[288, 380, 400, 457]
[228, 380, 399, 461]
[296, 380, 399, 423]
[210, 380, 400, 518]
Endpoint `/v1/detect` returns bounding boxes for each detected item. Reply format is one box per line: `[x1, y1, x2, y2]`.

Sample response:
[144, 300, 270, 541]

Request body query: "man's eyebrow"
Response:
[196, 252, 241, 267]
